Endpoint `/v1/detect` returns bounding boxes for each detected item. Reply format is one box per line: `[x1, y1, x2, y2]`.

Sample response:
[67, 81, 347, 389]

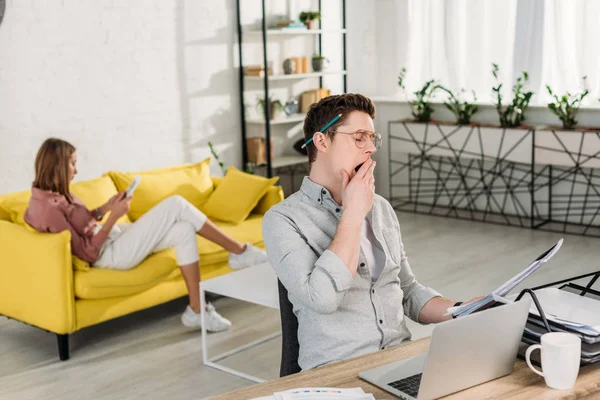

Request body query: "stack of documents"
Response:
[447, 238, 563, 318]
[251, 387, 375, 400]
[502, 287, 600, 364]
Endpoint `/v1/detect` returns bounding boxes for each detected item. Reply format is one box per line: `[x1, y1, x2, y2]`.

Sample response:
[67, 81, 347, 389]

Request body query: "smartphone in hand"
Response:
[125, 175, 141, 198]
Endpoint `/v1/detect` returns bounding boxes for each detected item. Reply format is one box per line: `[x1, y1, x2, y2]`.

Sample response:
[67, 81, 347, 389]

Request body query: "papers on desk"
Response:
[447, 238, 563, 318]
[500, 287, 600, 336]
[251, 387, 375, 400]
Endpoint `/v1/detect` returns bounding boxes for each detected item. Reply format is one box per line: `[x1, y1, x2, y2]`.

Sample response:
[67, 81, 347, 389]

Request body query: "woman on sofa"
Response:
[24, 138, 268, 333]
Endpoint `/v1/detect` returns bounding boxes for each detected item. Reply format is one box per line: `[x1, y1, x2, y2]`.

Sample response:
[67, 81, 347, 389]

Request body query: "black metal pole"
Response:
[236, 0, 248, 172]
[261, 0, 272, 178]
[530, 129, 535, 229]
[388, 121, 392, 202]
[548, 164, 553, 222]
[318, 0, 323, 89]
[342, 0, 347, 93]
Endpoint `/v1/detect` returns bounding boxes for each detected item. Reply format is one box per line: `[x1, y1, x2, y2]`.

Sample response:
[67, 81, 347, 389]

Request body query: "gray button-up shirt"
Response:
[262, 177, 441, 371]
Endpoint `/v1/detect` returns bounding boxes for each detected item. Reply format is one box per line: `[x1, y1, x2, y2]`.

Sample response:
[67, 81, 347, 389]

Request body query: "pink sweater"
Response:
[24, 187, 109, 263]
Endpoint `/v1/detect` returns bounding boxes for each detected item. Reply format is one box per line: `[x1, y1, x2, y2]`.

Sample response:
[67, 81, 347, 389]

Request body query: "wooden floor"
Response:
[1, 211, 599, 399]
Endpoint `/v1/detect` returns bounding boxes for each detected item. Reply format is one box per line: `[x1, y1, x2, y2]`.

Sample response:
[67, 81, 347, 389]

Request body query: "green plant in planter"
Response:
[439, 87, 479, 125]
[311, 54, 329, 72]
[546, 77, 589, 129]
[208, 141, 226, 176]
[256, 96, 284, 120]
[299, 11, 321, 24]
[398, 67, 442, 122]
[491, 63, 534, 128]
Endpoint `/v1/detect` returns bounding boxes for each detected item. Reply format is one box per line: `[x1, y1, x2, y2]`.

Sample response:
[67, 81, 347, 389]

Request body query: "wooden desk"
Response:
[205, 338, 600, 400]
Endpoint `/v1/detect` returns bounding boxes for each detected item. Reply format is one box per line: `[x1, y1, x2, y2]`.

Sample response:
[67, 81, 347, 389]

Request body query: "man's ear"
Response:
[313, 132, 328, 153]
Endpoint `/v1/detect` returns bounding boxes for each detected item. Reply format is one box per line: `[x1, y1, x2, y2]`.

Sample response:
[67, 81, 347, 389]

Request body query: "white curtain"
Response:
[398, 0, 600, 105]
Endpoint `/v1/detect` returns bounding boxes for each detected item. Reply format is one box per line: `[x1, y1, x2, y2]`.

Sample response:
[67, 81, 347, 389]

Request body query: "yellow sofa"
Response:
[0, 162, 283, 360]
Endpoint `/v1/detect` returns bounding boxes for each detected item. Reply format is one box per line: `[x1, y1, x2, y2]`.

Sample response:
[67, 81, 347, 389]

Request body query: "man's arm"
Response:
[262, 209, 355, 315]
[328, 214, 362, 277]
[418, 297, 456, 323]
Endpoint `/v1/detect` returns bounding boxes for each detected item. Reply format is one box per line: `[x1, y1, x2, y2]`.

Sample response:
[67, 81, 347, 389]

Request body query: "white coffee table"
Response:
[200, 262, 280, 383]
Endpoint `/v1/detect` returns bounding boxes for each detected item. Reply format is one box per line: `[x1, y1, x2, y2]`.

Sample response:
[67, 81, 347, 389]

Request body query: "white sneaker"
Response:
[181, 304, 231, 332]
[228, 243, 269, 270]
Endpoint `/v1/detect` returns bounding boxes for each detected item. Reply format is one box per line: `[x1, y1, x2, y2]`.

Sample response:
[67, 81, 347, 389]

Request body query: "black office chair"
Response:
[277, 279, 301, 377]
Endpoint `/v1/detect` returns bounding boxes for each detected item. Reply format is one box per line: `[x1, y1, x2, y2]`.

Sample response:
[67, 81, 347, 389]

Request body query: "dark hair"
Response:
[33, 138, 76, 202]
[303, 93, 375, 165]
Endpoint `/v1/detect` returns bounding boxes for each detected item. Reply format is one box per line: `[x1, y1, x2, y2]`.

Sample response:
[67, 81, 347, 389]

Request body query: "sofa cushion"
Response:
[74, 249, 178, 299]
[108, 158, 213, 221]
[202, 167, 279, 225]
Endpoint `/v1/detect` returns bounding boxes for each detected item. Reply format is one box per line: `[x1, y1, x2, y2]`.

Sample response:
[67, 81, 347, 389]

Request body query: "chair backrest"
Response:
[277, 279, 301, 377]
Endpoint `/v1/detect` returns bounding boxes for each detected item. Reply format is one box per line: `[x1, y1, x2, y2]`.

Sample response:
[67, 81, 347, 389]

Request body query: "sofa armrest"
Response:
[0, 221, 76, 334]
[253, 185, 284, 215]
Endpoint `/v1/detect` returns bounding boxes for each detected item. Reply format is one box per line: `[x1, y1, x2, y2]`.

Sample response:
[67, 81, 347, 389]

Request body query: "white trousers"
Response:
[94, 195, 207, 270]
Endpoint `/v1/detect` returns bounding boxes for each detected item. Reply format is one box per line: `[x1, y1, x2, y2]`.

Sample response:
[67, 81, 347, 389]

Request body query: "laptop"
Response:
[359, 299, 530, 400]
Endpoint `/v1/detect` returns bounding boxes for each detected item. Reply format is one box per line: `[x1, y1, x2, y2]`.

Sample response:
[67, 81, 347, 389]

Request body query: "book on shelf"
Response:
[244, 64, 273, 77]
[301, 89, 331, 113]
[247, 137, 273, 165]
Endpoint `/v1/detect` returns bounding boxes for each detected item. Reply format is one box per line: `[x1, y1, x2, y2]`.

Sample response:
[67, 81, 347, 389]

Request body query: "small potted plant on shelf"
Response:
[398, 67, 443, 123]
[438, 87, 479, 125]
[256, 96, 284, 120]
[311, 54, 329, 72]
[491, 63, 534, 128]
[299, 11, 320, 29]
[546, 77, 589, 129]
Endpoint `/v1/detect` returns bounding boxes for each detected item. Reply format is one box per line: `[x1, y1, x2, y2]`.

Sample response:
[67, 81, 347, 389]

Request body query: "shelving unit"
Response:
[244, 71, 347, 82]
[244, 29, 348, 36]
[235, 0, 348, 180]
[247, 113, 306, 125]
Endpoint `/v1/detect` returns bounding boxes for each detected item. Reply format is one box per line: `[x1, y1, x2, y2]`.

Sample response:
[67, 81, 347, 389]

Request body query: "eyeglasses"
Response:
[333, 130, 382, 149]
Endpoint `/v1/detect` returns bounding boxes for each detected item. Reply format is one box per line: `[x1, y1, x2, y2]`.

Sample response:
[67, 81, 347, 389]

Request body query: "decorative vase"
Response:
[282, 58, 296, 75]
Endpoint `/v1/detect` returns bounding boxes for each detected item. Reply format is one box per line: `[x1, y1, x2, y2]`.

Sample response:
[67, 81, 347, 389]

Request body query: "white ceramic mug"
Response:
[525, 332, 581, 390]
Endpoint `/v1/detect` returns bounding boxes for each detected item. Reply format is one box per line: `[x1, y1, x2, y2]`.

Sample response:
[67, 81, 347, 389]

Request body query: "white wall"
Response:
[0, 0, 359, 195]
[0, 0, 241, 194]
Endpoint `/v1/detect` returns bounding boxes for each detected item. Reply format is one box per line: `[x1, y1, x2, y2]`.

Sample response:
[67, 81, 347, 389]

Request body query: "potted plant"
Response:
[546, 77, 589, 129]
[491, 63, 534, 128]
[311, 54, 329, 72]
[439, 87, 479, 125]
[299, 11, 320, 29]
[256, 96, 284, 120]
[398, 67, 443, 123]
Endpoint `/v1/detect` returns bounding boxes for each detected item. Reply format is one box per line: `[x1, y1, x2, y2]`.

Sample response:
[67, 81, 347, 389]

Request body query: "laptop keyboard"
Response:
[388, 373, 422, 398]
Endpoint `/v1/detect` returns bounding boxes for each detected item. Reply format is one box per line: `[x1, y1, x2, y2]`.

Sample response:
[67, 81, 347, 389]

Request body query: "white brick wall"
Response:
[0, 0, 242, 193]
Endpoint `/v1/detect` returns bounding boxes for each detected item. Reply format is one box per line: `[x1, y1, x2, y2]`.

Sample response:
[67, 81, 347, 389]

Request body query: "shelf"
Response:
[245, 71, 347, 81]
[272, 155, 308, 168]
[247, 113, 306, 125]
[245, 29, 347, 36]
